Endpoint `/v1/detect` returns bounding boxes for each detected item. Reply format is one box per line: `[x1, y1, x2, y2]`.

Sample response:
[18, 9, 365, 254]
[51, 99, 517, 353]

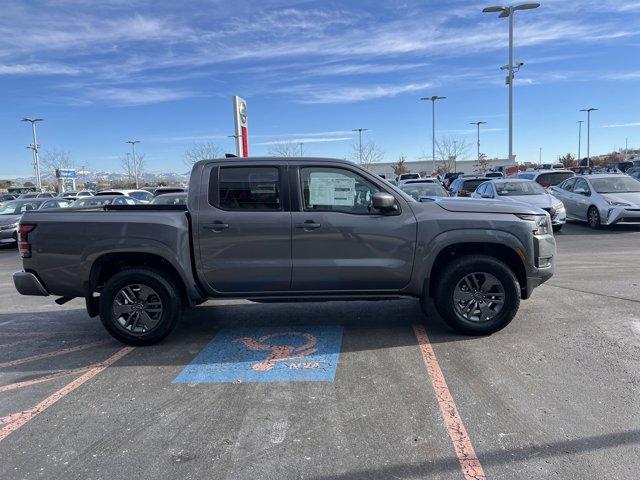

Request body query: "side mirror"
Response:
[481, 193, 493, 199]
[574, 188, 589, 196]
[372, 192, 397, 212]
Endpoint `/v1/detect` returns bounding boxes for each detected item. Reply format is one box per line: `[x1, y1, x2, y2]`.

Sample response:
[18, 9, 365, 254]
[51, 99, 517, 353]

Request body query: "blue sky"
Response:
[1, 0, 639, 177]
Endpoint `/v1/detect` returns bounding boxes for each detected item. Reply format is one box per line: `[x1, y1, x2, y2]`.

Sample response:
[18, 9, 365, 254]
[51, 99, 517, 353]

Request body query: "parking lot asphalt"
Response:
[0, 222, 639, 480]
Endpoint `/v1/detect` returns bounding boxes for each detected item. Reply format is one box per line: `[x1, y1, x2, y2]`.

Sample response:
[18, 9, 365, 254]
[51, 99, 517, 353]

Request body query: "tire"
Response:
[99, 268, 181, 346]
[552, 224, 563, 232]
[587, 206, 601, 229]
[432, 255, 520, 336]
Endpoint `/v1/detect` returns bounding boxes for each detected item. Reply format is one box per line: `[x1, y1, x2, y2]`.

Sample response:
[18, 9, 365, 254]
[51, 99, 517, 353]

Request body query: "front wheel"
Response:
[552, 224, 563, 232]
[432, 255, 520, 336]
[587, 206, 602, 229]
[99, 268, 181, 345]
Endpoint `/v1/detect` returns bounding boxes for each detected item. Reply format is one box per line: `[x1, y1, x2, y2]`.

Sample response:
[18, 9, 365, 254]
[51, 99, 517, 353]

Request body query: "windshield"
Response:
[590, 176, 640, 193]
[151, 194, 187, 205]
[495, 181, 546, 196]
[400, 184, 448, 200]
[72, 197, 113, 208]
[536, 172, 574, 187]
[461, 179, 488, 190]
[0, 201, 42, 215]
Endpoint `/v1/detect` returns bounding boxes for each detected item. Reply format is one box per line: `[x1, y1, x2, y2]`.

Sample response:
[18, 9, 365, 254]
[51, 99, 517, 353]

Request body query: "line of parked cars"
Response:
[0, 186, 187, 246]
[392, 166, 640, 231]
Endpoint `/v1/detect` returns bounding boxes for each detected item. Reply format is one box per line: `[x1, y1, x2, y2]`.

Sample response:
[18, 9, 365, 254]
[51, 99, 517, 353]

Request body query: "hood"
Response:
[0, 214, 21, 226]
[435, 197, 542, 215]
[497, 194, 557, 209]
[601, 192, 640, 206]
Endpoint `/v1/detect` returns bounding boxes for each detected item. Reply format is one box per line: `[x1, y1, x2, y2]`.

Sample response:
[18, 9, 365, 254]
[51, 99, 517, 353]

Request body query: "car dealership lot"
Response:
[0, 223, 639, 480]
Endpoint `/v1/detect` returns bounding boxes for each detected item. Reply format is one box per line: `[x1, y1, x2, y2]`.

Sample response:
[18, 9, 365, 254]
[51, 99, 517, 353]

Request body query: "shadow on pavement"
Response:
[306, 428, 640, 480]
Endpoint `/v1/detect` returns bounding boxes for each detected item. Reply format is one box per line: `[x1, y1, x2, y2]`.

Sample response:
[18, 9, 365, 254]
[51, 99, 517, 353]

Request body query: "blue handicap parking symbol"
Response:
[173, 325, 343, 383]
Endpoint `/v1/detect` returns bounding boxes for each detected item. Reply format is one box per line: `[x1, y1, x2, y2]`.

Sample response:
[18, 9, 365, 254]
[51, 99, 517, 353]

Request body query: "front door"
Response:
[291, 164, 416, 292]
[195, 163, 291, 293]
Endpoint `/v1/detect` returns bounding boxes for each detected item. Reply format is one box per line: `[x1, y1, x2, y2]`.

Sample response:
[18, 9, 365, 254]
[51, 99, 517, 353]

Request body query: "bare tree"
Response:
[121, 153, 146, 187]
[392, 154, 409, 177]
[559, 153, 577, 169]
[432, 136, 471, 173]
[477, 153, 490, 173]
[268, 141, 301, 157]
[350, 140, 384, 168]
[184, 142, 223, 167]
[40, 148, 73, 180]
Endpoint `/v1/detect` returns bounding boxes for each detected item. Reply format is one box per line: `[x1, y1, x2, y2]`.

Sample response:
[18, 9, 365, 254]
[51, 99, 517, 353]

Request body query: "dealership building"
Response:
[366, 158, 513, 178]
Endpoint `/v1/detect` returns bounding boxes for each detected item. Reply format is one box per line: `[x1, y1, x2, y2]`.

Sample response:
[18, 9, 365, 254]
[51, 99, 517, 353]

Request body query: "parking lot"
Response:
[0, 223, 639, 480]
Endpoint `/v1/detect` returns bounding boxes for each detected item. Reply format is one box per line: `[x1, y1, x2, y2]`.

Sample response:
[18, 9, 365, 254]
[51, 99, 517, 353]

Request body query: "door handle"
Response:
[295, 221, 321, 230]
[203, 221, 229, 232]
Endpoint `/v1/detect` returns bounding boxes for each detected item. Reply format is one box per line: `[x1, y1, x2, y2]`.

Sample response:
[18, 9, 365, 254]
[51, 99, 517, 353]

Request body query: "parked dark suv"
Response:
[449, 177, 491, 197]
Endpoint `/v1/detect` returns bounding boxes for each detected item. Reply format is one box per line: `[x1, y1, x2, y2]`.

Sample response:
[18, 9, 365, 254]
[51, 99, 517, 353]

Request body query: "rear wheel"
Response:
[587, 206, 601, 229]
[432, 255, 520, 336]
[99, 268, 181, 345]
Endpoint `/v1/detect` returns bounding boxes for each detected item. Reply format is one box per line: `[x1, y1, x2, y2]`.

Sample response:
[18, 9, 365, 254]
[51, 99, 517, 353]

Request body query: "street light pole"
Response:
[470, 121, 487, 172]
[352, 128, 368, 165]
[299, 143, 304, 157]
[126, 140, 141, 188]
[539, 147, 542, 165]
[421, 96, 446, 173]
[580, 108, 597, 168]
[577, 120, 583, 161]
[483, 3, 540, 164]
[22, 118, 44, 191]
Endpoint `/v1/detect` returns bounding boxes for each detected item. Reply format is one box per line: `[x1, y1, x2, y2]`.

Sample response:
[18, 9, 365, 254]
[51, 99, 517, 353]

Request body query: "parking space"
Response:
[1, 222, 639, 479]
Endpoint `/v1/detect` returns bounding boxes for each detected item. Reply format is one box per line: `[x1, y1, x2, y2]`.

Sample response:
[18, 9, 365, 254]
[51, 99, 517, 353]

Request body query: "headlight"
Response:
[552, 202, 565, 211]
[515, 214, 552, 235]
[606, 200, 631, 207]
[1, 222, 19, 230]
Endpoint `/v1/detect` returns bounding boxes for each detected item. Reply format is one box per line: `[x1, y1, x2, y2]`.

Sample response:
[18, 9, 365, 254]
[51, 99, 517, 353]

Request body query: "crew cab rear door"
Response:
[290, 162, 417, 291]
[193, 161, 292, 293]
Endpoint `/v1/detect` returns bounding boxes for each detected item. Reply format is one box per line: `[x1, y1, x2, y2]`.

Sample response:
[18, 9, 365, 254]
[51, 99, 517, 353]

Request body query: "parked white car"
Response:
[96, 189, 153, 203]
[473, 178, 566, 231]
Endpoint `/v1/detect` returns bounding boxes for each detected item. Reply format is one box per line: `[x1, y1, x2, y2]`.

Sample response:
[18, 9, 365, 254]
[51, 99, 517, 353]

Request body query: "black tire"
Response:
[552, 224, 563, 232]
[99, 268, 181, 346]
[587, 206, 601, 229]
[432, 255, 520, 336]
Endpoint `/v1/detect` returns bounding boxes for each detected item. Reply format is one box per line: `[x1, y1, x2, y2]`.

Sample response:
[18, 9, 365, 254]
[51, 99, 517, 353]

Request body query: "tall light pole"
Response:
[421, 96, 446, 173]
[539, 147, 542, 165]
[483, 3, 540, 164]
[126, 140, 140, 188]
[299, 143, 304, 157]
[470, 121, 487, 172]
[577, 120, 583, 161]
[352, 128, 368, 165]
[580, 108, 597, 168]
[22, 118, 44, 191]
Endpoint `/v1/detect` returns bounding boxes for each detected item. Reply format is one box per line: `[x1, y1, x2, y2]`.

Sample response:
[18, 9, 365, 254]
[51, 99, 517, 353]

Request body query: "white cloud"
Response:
[85, 87, 197, 106]
[602, 122, 640, 128]
[0, 63, 81, 75]
[292, 82, 432, 104]
[257, 137, 352, 145]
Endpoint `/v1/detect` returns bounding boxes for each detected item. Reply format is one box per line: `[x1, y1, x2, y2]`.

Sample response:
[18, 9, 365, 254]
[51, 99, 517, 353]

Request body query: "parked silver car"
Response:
[550, 174, 640, 228]
[472, 179, 566, 231]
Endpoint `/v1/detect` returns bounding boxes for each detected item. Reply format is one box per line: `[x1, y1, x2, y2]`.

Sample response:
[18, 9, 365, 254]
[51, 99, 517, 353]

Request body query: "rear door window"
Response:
[216, 167, 281, 210]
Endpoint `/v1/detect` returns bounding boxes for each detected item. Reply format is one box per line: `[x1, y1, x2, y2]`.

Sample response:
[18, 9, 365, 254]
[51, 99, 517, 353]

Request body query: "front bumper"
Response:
[523, 233, 555, 299]
[13, 271, 49, 296]
[602, 206, 640, 225]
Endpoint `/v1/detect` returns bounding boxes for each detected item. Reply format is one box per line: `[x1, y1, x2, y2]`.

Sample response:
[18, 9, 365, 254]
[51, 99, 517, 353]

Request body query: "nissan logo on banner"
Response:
[233, 96, 249, 157]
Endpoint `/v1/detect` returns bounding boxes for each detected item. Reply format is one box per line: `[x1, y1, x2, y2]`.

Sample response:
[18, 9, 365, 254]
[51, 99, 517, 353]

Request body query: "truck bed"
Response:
[19, 208, 196, 299]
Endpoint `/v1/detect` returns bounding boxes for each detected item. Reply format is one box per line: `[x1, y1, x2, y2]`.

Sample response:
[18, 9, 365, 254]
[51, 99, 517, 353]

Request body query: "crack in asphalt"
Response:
[545, 283, 640, 304]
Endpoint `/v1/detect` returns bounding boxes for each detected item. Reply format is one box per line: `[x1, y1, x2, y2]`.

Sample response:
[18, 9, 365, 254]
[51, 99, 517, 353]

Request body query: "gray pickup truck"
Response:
[13, 157, 555, 345]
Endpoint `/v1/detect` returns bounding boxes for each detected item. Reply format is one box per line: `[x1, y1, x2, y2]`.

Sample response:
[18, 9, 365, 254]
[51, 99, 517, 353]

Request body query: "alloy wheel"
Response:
[112, 284, 163, 335]
[453, 272, 505, 323]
